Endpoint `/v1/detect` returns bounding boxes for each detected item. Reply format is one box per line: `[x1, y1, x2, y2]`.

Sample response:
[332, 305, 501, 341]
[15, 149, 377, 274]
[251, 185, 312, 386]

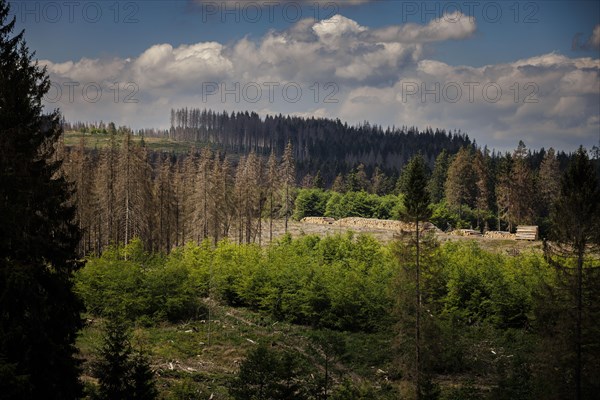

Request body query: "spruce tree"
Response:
[0, 1, 83, 398]
[545, 147, 600, 400]
[426, 149, 449, 203]
[93, 318, 157, 400]
[399, 154, 431, 400]
[281, 141, 296, 233]
[445, 147, 476, 220]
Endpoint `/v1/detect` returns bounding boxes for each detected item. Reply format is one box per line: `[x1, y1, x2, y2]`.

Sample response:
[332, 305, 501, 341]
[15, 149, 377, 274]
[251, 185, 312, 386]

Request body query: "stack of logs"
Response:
[484, 231, 515, 239]
[301, 217, 440, 233]
[300, 217, 335, 225]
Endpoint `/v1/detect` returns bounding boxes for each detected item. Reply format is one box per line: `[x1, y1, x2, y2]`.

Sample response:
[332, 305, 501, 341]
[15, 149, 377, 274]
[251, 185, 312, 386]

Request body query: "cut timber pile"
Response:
[300, 217, 335, 225]
[516, 225, 539, 241]
[484, 231, 515, 239]
[451, 229, 482, 237]
[333, 217, 440, 233]
[484, 231, 513, 239]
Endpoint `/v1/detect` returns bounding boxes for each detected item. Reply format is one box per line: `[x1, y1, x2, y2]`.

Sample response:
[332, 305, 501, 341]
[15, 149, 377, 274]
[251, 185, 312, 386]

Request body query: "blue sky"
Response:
[9, 0, 600, 151]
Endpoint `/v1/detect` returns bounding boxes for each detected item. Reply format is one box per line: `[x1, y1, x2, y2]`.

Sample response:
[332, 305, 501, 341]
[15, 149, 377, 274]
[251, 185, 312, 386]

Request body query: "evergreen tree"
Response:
[93, 318, 157, 400]
[130, 352, 159, 400]
[231, 344, 308, 400]
[371, 166, 390, 195]
[496, 142, 536, 231]
[281, 141, 296, 233]
[0, 1, 83, 397]
[313, 170, 324, 189]
[267, 150, 279, 243]
[94, 319, 134, 400]
[473, 149, 491, 230]
[445, 147, 476, 220]
[538, 147, 561, 217]
[331, 174, 346, 193]
[427, 149, 449, 203]
[510, 141, 535, 225]
[544, 147, 600, 400]
[399, 154, 431, 400]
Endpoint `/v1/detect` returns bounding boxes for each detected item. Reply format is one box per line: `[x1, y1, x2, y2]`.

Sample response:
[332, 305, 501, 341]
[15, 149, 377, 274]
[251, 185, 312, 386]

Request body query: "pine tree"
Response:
[267, 150, 279, 243]
[94, 318, 134, 399]
[538, 147, 561, 217]
[427, 149, 449, 203]
[399, 154, 431, 400]
[313, 170, 324, 189]
[511, 141, 535, 225]
[332, 174, 346, 193]
[445, 147, 476, 220]
[281, 141, 296, 233]
[93, 318, 157, 400]
[370, 166, 390, 195]
[0, 1, 83, 397]
[496, 142, 535, 231]
[544, 147, 600, 400]
[473, 150, 491, 231]
[130, 352, 158, 400]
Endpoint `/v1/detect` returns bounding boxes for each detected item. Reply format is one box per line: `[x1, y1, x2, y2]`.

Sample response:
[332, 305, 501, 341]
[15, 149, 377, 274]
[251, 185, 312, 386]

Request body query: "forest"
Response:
[58, 124, 597, 255]
[1, 1, 600, 399]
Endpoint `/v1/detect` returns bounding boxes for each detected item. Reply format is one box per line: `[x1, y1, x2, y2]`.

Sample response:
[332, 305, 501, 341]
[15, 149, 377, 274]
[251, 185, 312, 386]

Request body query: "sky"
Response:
[8, 0, 600, 152]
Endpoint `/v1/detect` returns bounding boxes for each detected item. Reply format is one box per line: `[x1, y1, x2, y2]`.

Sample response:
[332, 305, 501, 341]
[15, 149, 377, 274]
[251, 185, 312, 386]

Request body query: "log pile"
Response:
[300, 217, 335, 225]
[516, 225, 539, 241]
[450, 229, 482, 237]
[334, 217, 440, 233]
[335, 217, 414, 231]
[484, 231, 515, 239]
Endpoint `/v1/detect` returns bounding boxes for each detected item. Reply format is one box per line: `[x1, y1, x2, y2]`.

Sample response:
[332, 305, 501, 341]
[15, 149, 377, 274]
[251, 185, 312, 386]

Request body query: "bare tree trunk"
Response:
[415, 217, 421, 400]
[576, 247, 583, 400]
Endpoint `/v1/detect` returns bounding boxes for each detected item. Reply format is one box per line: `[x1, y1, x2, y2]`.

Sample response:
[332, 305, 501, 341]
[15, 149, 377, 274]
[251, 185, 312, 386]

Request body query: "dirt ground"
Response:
[257, 219, 542, 255]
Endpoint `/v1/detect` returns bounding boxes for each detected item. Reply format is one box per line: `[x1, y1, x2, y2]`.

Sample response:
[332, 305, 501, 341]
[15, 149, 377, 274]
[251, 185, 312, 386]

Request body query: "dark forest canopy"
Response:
[164, 108, 471, 181]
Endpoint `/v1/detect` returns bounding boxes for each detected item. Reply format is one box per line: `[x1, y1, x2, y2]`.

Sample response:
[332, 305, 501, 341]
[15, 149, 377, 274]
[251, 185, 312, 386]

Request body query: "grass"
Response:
[63, 131, 206, 153]
[77, 300, 399, 399]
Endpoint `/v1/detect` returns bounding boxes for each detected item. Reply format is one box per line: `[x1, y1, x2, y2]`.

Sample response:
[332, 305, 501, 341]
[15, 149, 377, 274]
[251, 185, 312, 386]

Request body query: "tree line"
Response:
[164, 108, 471, 181]
[59, 131, 599, 256]
[60, 134, 296, 255]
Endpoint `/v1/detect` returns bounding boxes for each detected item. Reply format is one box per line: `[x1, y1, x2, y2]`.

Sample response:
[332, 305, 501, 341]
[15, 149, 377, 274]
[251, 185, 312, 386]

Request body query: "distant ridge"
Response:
[162, 108, 471, 181]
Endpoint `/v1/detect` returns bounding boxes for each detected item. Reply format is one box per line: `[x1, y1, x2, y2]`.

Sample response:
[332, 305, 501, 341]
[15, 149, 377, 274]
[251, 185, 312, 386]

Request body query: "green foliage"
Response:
[78, 234, 395, 333]
[230, 344, 309, 400]
[324, 191, 404, 220]
[399, 153, 431, 222]
[293, 188, 332, 220]
[75, 232, 579, 398]
[92, 318, 158, 400]
[438, 242, 537, 329]
[76, 239, 206, 323]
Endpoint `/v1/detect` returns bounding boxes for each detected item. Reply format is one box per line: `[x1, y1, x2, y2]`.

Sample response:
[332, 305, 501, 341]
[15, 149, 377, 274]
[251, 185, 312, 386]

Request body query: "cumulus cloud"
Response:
[337, 54, 599, 150]
[41, 14, 598, 151]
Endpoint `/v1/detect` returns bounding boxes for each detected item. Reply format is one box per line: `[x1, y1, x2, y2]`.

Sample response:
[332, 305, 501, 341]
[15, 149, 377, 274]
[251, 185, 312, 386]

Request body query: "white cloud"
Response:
[40, 14, 599, 152]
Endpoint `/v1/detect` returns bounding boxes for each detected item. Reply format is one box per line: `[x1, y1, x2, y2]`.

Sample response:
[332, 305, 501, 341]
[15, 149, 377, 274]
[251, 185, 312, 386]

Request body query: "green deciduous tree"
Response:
[0, 1, 83, 397]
